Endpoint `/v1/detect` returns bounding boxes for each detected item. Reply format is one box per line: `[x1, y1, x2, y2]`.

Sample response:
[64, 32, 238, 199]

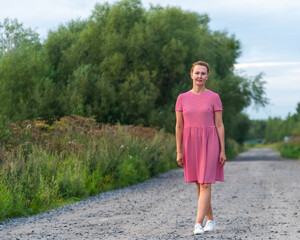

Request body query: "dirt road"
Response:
[0, 148, 299, 239]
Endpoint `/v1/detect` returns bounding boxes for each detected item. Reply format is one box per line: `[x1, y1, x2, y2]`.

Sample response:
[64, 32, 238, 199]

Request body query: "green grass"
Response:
[243, 139, 300, 161]
[0, 116, 177, 222]
[276, 142, 300, 160]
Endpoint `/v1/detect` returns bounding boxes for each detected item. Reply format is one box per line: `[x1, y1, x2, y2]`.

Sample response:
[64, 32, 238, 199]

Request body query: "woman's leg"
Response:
[206, 202, 213, 221]
[195, 183, 213, 221]
[196, 182, 200, 198]
[195, 183, 212, 225]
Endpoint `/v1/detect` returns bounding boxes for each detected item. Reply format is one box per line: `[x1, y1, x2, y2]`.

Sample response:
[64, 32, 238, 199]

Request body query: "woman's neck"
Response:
[191, 86, 207, 94]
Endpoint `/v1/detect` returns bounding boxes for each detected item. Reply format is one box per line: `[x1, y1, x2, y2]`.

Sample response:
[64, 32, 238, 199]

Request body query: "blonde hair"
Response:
[190, 61, 210, 75]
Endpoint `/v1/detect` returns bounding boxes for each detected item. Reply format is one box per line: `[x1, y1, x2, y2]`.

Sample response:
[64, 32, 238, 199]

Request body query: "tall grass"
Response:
[0, 115, 177, 222]
[275, 136, 300, 160]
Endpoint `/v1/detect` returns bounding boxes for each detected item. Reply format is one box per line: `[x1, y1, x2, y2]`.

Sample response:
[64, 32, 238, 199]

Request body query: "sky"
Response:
[1, 0, 300, 120]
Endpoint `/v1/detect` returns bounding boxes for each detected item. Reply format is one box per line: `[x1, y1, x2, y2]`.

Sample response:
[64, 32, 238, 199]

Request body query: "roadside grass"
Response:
[275, 137, 300, 160]
[0, 115, 177, 222]
[243, 138, 300, 161]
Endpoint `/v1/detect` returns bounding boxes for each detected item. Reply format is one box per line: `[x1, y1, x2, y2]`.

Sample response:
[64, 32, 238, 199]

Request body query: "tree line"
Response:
[246, 103, 300, 143]
[0, 0, 268, 146]
[264, 103, 300, 142]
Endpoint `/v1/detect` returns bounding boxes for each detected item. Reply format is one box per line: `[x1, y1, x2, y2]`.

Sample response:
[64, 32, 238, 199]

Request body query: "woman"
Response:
[175, 61, 226, 235]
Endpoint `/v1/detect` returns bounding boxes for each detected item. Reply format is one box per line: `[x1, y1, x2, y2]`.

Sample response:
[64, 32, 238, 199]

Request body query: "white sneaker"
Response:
[203, 220, 216, 232]
[194, 223, 204, 235]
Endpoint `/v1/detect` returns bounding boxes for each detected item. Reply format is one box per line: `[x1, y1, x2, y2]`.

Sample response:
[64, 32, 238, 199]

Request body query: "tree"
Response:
[296, 102, 300, 120]
[0, 44, 49, 120]
[265, 117, 283, 143]
[231, 113, 251, 144]
[0, 0, 269, 145]
[0, 18, 39, 56]
[247, 119, 267, 139]
[62, 64, 116, 122]
[44, 19, 87, 84]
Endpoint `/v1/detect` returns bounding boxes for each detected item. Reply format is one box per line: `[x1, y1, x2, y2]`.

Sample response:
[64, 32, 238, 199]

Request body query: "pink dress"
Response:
[175, 89, 224, 184]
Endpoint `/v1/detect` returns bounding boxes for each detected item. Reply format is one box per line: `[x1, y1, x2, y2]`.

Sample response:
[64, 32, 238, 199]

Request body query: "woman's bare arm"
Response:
[175, 111, 184, 167]
[214, 110, 226, 165]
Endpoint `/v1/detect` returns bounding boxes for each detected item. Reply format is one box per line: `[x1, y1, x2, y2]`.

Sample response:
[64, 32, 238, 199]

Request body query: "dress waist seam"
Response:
[184, 126, 216, 128]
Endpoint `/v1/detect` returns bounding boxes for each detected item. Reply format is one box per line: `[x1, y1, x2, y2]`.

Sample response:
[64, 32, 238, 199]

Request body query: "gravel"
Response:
[0, 148, 299, 239]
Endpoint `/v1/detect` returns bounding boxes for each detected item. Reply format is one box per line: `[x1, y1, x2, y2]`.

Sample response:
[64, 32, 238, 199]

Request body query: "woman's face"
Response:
[191, 65, 208, 86]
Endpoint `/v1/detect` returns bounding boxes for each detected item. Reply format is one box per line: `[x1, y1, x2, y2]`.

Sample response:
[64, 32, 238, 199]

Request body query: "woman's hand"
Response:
[219, 151, 226, 166]
[176, 152, 183, 167]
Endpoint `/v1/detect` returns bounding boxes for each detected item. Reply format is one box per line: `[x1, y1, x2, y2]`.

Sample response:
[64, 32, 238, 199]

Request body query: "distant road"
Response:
[0, 148, 299, 239]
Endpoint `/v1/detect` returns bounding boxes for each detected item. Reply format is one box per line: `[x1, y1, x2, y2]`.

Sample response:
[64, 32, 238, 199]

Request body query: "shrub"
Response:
[0, 115, 177, 222]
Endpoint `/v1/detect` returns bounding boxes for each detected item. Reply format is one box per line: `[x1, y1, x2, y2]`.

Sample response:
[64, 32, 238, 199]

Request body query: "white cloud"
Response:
[267, 77, 300, 89]
[294, 69, 300, 73]
[234, 61, 300, 69]
[0, 0, 100, 38]
[141, 0, 300, 20]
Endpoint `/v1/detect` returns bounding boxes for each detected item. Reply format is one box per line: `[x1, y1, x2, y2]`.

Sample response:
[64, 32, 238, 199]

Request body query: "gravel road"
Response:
[0, 148, 299, 240]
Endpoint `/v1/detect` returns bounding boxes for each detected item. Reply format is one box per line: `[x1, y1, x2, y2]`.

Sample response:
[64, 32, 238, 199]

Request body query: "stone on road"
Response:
[0, 148, 299, 239]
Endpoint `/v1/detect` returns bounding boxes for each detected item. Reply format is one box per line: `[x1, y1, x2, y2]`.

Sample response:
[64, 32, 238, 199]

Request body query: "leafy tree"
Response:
[0, 44, 49, 120]
[32, 77, 64, 120]
[278, 113, 297, 139]
[265, 117, 283, 143]
[264, 102, 300, 142]
[44, 19, 87, 84]
[296, 102, 300, 120]
[0, 0, 269, 146]
[118, 70, 159, 124]
[231, 113, 251, 144]
[0, 18, 39, 56]
[247, 119, 267, 139]
[62, 64, 116, 122]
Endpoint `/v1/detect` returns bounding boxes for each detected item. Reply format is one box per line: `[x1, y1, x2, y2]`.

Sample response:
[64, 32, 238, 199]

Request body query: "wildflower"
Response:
[120, 145, 124, 148]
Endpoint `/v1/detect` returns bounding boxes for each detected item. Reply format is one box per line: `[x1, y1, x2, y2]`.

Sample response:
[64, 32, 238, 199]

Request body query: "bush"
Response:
[0, 115, 177, 222]
[277, 141, 300, 159]
[226, 138, 242, 159]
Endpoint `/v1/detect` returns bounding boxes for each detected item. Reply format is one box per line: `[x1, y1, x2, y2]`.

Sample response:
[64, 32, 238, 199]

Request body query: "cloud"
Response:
[234, 61, 300, 69]
[141, 0, 300, 21]
[235, 62, 300, 92]
[267, 76, 300, 89]
[0, 0, 100, 38]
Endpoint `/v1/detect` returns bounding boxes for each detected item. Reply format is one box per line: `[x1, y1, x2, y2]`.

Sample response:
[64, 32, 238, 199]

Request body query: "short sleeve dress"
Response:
[175, 89, 224, 184]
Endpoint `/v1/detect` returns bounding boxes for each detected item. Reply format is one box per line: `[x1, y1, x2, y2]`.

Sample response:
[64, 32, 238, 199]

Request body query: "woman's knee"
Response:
[200, 183, 211, 190]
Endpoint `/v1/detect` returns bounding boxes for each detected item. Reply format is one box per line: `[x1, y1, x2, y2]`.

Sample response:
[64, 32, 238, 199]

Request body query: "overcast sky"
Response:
[1, 0, 300, 120]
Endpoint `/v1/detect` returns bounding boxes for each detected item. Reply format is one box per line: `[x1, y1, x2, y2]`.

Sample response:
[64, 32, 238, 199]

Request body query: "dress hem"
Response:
[185, 179, 224, 184]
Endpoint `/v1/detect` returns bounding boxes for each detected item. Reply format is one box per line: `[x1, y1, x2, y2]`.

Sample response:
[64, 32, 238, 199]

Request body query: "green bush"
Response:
[0, 114, 11, 141]
[0, 116, 177, 222]
[277, 142, 300, 159]
[226, 138, 242, 159]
